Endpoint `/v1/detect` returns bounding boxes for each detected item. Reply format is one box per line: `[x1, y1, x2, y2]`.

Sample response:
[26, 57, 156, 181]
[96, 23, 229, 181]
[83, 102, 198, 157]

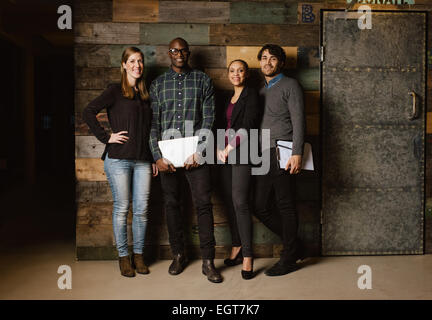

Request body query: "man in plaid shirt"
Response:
[149, 38, 222, 283]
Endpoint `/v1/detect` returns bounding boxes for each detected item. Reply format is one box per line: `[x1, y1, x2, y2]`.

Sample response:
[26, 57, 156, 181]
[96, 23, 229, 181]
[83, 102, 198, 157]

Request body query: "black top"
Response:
[83, 83, 153, 161]
[215, 86, 260, 164]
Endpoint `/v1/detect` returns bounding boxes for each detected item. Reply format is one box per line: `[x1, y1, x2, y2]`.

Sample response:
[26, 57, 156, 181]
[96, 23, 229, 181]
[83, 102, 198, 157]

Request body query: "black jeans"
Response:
[253, 148, 299, 263]
[160, 164, 215, 259]
[219, 164, 253, 257]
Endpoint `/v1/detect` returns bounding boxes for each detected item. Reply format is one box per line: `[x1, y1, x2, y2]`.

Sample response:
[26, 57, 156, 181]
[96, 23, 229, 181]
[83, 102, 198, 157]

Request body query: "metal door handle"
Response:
[408, 91, 418, 120]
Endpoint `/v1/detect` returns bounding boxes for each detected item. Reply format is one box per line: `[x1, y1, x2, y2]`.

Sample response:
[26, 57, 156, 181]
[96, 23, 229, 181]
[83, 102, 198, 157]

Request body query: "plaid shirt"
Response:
[149, 67, 215, 161]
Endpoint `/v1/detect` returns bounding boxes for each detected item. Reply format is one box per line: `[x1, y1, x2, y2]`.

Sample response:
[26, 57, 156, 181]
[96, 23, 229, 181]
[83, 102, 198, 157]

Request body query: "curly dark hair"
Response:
[257, 44, 286, 66]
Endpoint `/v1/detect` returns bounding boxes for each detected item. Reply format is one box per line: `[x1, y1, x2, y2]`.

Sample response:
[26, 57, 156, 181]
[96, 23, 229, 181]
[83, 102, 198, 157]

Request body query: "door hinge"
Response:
[320, 46, 325, 62]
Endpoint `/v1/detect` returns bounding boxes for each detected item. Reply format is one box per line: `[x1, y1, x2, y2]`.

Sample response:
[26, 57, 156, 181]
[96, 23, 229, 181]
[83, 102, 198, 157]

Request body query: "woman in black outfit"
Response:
[83, 47, 158, 277]
[217, 60, 260, 279]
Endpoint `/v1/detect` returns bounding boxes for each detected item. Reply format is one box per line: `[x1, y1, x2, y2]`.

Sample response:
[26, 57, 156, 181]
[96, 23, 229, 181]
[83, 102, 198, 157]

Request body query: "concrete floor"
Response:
[1, 180, 431, 300]
[1, 240, 431, 300]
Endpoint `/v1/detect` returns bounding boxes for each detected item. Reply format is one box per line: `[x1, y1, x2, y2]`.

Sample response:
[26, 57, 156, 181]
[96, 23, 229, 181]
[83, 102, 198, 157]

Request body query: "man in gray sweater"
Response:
[254, 44, 305, 276]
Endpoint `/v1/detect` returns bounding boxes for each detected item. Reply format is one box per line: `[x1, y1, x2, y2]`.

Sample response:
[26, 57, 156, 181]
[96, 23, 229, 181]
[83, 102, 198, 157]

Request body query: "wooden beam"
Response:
[210, 24, 319, 46]
[159, 1, 230, 23]
[74, 0, 113, 23]
[75, 89, 103, 114]
[76, 181, 112, 203]
[75, 136, 106, 158]
[140, 23, 209, 45]
[74, 23, 140, 44]
[230, 1, 297, 24]
[75, 67, 119, 90]
[113, 0, 158, 22]
[210, 24, 279, 46]
[75, 158, 106, 181]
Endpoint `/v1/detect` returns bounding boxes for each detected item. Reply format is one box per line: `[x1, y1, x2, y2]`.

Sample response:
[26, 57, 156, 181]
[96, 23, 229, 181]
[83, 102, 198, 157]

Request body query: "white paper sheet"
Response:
[158, 136, 199, 168]
[276, 140, 314, 171]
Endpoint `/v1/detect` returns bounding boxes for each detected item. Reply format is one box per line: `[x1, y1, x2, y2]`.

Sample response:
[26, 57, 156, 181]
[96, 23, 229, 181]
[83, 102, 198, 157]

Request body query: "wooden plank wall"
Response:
[74, 0, 432, 260]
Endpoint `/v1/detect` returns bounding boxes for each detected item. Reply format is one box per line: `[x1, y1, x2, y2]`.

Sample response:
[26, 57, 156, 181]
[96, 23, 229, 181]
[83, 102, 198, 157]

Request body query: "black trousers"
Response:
[219, 164, 253, 257]
[253, 148, 299, 263]
[160, 164, 215, 259]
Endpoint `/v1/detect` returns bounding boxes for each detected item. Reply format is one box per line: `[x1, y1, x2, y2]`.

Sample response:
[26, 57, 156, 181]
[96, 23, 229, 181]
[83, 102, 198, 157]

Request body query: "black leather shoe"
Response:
[202, 259, 223, 283]
[241, 260, 254, 280]
[168, 253, 187, 275]
[224, 250, 243, 267]
[265, 261, 301, 277]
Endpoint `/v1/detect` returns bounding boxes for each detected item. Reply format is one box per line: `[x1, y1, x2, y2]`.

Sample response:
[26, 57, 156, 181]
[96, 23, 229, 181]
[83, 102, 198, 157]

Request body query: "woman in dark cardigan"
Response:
[83, 47, 158, 277]
[216, 59, 260, 279]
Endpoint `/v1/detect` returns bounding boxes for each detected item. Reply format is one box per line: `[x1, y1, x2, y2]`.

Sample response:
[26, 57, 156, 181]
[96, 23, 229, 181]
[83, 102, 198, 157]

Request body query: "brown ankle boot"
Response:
[119, 256, 135, 277]
[132, 253, 149, 274]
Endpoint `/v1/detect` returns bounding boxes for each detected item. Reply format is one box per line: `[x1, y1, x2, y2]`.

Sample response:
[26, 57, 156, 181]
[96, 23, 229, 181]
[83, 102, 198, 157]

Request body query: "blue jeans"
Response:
[104, 155, 152, 257]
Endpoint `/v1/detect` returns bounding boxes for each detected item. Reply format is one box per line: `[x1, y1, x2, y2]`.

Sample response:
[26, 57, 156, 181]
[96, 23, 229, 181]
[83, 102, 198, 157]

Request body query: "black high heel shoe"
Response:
[241, 259, 254, 280]
[224, 249, 243, 266]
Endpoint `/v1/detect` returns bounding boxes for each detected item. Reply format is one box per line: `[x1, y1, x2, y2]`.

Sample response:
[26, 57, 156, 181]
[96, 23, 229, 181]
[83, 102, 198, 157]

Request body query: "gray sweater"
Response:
[259, 76, 305, 155]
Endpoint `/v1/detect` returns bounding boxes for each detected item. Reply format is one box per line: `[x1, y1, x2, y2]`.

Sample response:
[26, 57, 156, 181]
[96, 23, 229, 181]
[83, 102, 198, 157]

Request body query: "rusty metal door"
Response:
[321, 10, 426, 255]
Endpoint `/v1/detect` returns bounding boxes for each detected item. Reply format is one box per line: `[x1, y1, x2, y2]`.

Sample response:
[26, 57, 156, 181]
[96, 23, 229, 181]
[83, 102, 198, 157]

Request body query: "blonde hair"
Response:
[120, 47, 149, 101]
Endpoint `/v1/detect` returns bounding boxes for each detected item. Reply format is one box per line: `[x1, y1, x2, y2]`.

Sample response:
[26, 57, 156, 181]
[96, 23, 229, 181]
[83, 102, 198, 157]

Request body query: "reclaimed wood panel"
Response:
[230, 1, 297, 24]
[76, 181, 112, 203]
[75, 158, 106, 181]
[307, 114, 320, 136]
[75, 44, 111, 67]
[226, 46, 297, 69]
[74, 0, 113, 23]
[75, 113, 110, 136]
[140, 23, 209, 45]
[75, 90, 103, 114]
[77, 194, 257, 227]
[75, 67, 119, 90]
[76, 181, 165, 204]
[74, 23, 140, 44]
[113, 0, 158, 22]
[210, 24, 280, 45]
[159, 1, 230, 23]
[77, 202, 122, 225]
[76, 224, 114, 247]
[110, 45, 157, 67]
[298, 47, 320, 68]
[75, 136, 106, 158]
[210, 24, 319, 46]
[76, 223, 271, 248]
[280, 25, 320, 47]
[155, 45, 226, 69]
[288, 67, 320, 91]
[305, 91, 320, 115]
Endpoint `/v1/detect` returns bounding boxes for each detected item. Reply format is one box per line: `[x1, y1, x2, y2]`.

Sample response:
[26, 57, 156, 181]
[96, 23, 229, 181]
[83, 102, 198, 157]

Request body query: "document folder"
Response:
[276, 140, 314, 171]
[158, 136, 199, 168]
